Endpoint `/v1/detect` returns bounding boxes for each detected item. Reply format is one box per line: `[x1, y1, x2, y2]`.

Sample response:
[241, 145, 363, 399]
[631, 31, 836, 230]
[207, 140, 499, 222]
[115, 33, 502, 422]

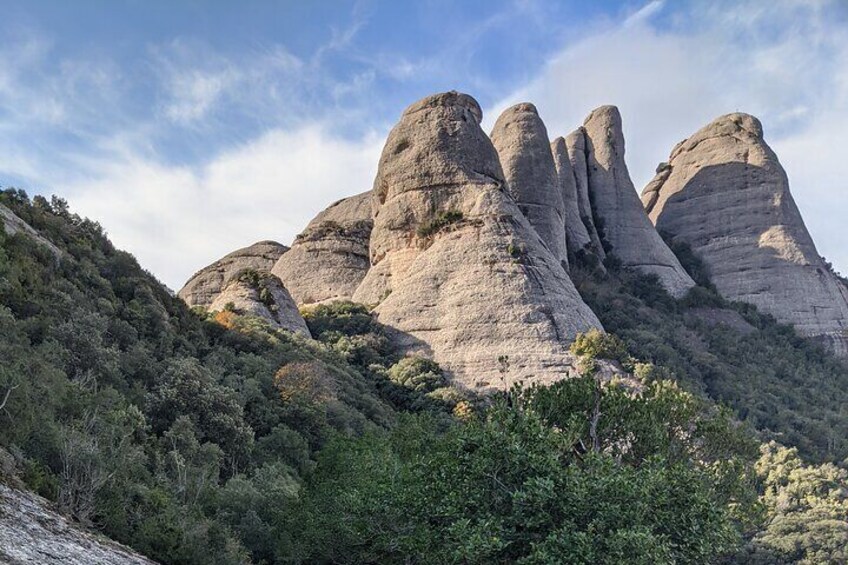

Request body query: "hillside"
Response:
[2, 90, 848, 564]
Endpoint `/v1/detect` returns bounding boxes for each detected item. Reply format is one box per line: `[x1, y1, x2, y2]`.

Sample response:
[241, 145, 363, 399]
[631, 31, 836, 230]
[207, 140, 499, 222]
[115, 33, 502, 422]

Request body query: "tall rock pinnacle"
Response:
[582, 105, 695, 297]
[352, 91, 603, 389]
[490, 103, 569, 268]
[564, 127, 606, 261]
[551, 136, 597, 263]
[643, 113, 848, 356]
[271, 191, 373, 305]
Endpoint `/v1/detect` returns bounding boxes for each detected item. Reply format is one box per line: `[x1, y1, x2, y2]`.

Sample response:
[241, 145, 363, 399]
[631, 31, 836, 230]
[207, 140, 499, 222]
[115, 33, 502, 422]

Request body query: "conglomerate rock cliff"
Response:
[271, 191, 373, 305]
[352, 91, 603, 389]
[580, 105, 695, 297]
[178, 240, 288, 308]
[550, 136, 597, 263]
[564, 127, 606, 261]
[490, 103, 569, 268]
[642, 112, 848, 356]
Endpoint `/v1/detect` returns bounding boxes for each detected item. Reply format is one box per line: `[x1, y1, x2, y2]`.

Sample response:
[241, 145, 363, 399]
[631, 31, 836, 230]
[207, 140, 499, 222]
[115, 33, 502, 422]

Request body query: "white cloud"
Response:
[60, 125, 383, 290]
[486, 0, 848, 274]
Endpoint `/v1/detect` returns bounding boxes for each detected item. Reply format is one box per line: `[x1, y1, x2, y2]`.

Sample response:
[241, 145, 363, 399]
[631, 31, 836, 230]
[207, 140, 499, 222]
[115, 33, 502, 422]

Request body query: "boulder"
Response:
[352, 91, 603, 390]
[208, 271, 311, 337]
[551, 136, 600, 265]
[178, 240, 287, 308]
[642, 113, 848, 356]
[564, 127, 606, 260]
[271, 192, 372, 305]
[582, 105, 695, 297]
[490, 103, 569, 267]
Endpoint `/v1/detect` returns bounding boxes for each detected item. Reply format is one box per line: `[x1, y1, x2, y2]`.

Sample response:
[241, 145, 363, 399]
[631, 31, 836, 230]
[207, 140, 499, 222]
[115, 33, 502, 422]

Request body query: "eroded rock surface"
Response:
[271, 192, 372, 305]
[178, 240, 288, 308]
[551, 136, 596, 263]
[564, 127, 606, 260]
[208, 271, 311, 337]
[643, 113, 848, 355]
[352, 91, 602, 389]
[1, 202, 62, 257]
[490, 103, 569, 267]
[582, 106, 695, 297]
[0, 483, 155, 565]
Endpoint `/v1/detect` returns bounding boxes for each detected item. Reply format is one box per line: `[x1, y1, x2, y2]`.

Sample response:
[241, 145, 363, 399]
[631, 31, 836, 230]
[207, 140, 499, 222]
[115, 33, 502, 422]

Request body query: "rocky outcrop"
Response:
[0, 483, 155, 564]
[550, 136, 598, 264]
[271, 192, 372, 305]
[642, 112, 848, 356]
[490, 103, 569, 267]
[1, 202, 62, 257]
[208, 271, 311, 337]
[582, 106, 695, 297]
[564, 127, 606, 260]
[178, 240, 287, 308]
[352, 91, 603, 389]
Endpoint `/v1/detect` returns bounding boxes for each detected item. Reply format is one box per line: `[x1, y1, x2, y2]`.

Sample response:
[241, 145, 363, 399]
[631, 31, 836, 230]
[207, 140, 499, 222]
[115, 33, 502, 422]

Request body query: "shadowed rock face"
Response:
[582, 105, 695, 297]
[643, 113, 848, 356]
[271, 192, 373, 305]
[352, 91, 603, 390]
[551, 136, 595, 261]
[564, 127, 606, 261]
[208, 272, 311, 337]
[178, 240, 288, 308]
[491, 103, 569, 267]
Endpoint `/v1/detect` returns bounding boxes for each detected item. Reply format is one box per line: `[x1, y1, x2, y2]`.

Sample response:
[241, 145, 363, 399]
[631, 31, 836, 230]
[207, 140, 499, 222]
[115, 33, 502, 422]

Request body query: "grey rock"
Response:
[582, 105, 695, 297]
[490, 103, 569, 267]
[352, 91, 603, 390]
[564, 127, 606, 260]
[0, 202, 62, 257]
[642, 112, 848, 356]
[0, 483, 155, 565]
[271, 192, 373, 305]
[551, 136, 600, 265]
[208, 272, 311, 337]
[178, 240, 287, 308]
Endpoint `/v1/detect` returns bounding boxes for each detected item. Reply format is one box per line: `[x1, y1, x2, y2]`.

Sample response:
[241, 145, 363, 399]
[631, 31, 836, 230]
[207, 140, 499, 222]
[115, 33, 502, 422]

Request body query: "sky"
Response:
[1, 0, 846, 290]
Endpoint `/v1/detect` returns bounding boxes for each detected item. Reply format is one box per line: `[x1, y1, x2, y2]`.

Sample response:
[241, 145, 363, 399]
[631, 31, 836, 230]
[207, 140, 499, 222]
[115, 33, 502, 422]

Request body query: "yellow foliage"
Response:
[275, 361, 337, 404]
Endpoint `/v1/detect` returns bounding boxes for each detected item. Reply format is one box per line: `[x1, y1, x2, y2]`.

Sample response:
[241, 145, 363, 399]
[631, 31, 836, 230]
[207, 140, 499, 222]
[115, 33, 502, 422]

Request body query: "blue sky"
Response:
[1, 0, 847, 289]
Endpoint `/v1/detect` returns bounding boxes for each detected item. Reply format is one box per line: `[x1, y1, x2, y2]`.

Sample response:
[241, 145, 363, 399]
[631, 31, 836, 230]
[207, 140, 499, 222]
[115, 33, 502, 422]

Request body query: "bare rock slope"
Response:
[0, 483, 155, 565]
[642, 112, 848, 356]
[490, 103, 569, 267]
[178, 240, 288, 308]
[564, 127, 606, 260]
[581, 106, 695, 297]
[352, 91, 602, 389]
[208, 272, 311, 337]
[271, 191, 373, 305]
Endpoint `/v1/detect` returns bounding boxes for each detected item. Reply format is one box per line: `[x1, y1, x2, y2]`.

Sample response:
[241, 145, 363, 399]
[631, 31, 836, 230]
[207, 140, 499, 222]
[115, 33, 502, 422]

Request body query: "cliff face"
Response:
[580, 106, 695, 297]
[643, 113, 848, 356]
[271, 191, 372, 306]
[491, 103, 569, 269]
[352, 91, 602, 389]
[178, 240, 288, 308]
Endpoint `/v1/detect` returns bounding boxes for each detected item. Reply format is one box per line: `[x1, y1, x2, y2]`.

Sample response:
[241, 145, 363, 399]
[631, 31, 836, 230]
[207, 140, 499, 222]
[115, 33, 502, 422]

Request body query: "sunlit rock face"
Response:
[178, 240, 288, 307]
[582, 105, 695, 297]
[643, 112, 848, 356]
[491, 103, 569, 269]
[353, 91, 603, 390]
[271, 191, 373, 305]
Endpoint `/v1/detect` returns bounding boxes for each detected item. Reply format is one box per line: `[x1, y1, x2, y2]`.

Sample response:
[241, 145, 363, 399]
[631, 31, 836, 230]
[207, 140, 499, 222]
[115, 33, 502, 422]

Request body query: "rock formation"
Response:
[178, 240, 287, 308]
[490, 103, 569, 267]
[564, 127, 606, 260]
[0, 483, 154, 565]
[582, 105, 695, 297]
[271, 191, 373, 305]
[550, 136, 597, 263]
[1, 202, 62, 257]
[208, 271, 311, 337]
[352, 91, 603, 389]
[642, 113, 848, 356]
